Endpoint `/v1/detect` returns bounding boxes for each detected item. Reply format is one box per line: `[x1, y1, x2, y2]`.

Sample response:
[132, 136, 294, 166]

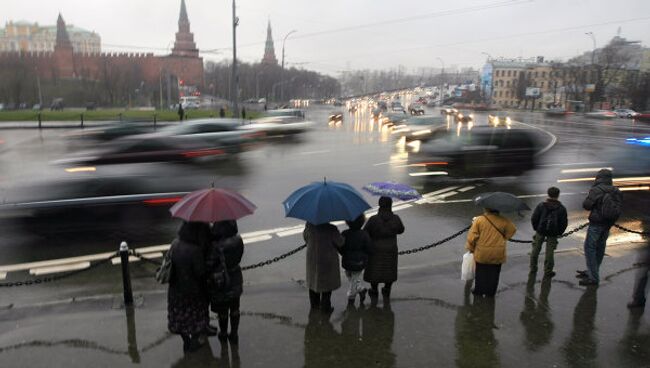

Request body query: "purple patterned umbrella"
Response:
[363, 181, 422, 201]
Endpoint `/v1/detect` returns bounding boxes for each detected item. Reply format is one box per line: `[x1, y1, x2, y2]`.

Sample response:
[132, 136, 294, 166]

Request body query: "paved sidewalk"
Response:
[0, 242, 648, 368]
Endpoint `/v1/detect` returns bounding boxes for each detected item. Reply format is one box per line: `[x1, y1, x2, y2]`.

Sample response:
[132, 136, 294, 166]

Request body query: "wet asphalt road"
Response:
[0, 106, 649, 279]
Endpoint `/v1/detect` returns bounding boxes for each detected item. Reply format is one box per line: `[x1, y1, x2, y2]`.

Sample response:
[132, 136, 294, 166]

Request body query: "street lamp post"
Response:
[280, 30, 297, 102]
[231, 0, 240, 116]
[436, 57, 444, 106]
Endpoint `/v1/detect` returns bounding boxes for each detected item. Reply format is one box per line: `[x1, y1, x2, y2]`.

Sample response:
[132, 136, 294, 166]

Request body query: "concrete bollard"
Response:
[119, 241, 134, 307]
[80, 113, 84, 128]
[38, 113, 42, 129]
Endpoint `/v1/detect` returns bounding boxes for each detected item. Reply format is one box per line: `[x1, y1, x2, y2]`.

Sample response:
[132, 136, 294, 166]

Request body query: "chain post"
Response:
[119, 241, 134, 307]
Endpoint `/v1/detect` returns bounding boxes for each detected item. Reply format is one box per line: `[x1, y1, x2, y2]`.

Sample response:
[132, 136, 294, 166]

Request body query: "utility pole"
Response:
[436, 57, 444, 106]
[280, 30, 297, 102]
[231, 0, 239, 116]
[35, 67, 43, 107]
[158, 68, 163, 110]
[585, 32, 597, 112]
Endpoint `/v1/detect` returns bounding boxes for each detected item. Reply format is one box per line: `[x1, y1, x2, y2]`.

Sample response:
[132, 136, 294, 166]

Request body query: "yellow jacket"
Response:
[465, 212, 517, 264]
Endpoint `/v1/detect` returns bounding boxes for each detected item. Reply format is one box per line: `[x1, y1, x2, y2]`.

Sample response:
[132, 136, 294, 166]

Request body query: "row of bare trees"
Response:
[204, 60, 340, 102]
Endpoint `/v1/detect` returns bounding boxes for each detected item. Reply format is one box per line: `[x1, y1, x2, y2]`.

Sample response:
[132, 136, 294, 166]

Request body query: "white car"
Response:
[614, 109, 640, 119]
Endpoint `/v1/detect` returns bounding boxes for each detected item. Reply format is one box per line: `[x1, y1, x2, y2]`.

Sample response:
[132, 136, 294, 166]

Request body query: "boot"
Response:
[229, 311, 240, 345]
[181, 334, 191, 352]
[217, 316, 229, 342]
[309, 290, 320, 309]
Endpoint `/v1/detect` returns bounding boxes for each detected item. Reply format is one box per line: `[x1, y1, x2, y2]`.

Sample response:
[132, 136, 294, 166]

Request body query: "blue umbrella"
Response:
[283, 179, 371, 225]
[363, 181, 422, 200]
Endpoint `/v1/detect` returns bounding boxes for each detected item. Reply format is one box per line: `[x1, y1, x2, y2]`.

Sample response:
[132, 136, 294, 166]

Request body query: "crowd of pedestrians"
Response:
[166, 168, 648, 354]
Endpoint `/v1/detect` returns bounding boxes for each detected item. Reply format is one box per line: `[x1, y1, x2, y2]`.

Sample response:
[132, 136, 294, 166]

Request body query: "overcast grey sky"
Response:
[3, 0, 649, 75]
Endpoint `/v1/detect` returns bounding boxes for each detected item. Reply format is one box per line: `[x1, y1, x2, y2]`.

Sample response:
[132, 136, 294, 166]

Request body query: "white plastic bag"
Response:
[461, 252, 475, 281]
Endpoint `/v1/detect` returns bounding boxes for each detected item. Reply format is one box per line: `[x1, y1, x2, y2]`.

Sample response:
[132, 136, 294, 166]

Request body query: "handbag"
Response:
[209, 243, 231, 292]
[155, 240, 175, 284]
[461, 252, 475, 281]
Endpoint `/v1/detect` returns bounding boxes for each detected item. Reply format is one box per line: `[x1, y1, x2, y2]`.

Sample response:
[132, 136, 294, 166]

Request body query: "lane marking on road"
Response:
[372, 159, 408, 166]
[513, 120, 557, 156]
[298, 150, 331, 155]
[392, 204, 413, 212]
[457, 186, 475, 192]
[0, 251, 116, 273]
[243, 234, 273, 244]
[30, 262, 91, 276]
[422, 186, 460, 198]
[277, 228, 305, 237]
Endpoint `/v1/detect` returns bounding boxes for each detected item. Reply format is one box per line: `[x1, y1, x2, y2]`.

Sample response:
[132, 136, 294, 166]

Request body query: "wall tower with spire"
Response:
[171, 0, 199, 58]
[261, 20, 278, 65]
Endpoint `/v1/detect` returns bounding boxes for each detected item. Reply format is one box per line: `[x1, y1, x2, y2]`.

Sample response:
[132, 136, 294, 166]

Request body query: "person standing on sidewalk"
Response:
[578, 169, 622, 286]
[340, 214, 372, 305]
[304, 222, 344, 312]
[207, 220, 244, 344]
[167, 221, 212, 352]
[364, 196, 405, 299]
[466, 208, 517, 297]
[529, 187, 568, 278]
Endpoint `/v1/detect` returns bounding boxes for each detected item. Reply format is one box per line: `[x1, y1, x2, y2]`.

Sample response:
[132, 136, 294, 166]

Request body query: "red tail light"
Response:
[143, 197, 183, 205]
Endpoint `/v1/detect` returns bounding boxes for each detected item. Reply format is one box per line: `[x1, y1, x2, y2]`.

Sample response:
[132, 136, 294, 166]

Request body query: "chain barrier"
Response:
[398, 225, 471, 255]
[1, 220, 646, 287]
[241, 244, 307, 271]
[614, 224, 650, 236]
[0, 251, 119, 288]
[509, 222, 590, 244]
[128, 250, 163, 267]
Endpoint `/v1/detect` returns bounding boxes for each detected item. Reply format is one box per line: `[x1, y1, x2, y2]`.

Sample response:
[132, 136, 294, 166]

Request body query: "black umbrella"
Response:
[473, 192, 531, 213]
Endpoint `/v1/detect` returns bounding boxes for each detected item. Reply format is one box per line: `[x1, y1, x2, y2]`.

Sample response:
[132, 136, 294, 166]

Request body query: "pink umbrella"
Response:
[170, 188, 256, 222]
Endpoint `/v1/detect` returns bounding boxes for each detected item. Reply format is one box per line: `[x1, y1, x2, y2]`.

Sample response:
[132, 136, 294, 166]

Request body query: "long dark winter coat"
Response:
[167, 222, 211, 336]
[340, 225, 372, 272]
[363, 208, 405, 283]
[206, 220, 244, 308]
[304, 222, 344, 292]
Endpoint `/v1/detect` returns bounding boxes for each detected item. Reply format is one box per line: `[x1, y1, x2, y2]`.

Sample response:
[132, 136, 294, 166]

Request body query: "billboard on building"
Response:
[525, 87, 541, 97]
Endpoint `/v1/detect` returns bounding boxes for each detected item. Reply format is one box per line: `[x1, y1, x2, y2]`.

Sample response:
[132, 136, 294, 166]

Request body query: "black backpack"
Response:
[538, 206, 560, 236]
[599, 188, 622, 223]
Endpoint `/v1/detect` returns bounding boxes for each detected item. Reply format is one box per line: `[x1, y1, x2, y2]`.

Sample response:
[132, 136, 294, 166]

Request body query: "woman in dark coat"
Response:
[304, 222, 344, 311]
[364, 196, 405, 298]
[206, 220, 244, 344]
[168, 221, 212, 352]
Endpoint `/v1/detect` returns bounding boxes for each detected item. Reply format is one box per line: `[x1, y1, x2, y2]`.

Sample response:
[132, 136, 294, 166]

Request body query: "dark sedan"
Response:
[408, 126, 538, 178]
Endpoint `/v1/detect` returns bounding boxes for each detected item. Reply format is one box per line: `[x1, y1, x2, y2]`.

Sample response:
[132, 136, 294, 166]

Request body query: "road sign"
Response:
[525, 87, 541, 97]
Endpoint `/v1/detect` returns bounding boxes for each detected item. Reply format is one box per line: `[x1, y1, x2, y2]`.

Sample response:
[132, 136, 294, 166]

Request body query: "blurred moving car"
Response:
[408, 126, 538, 178]
[440, 107, 459, 116]
[390, 101, 406, 114]
[65, 123, 156, 143]
[55, 136, 227, 166]
[585, 110, 617, 119]
[245, 116, 314, 136]
[635, 112, 650, 122]
[545, 107, 573, 117]
[455, 112, 474, 124]
[391, 116, 445, 141]
[0, 167, 204, 234]
[408, 103, 425, 115]
[266, 108, 306, 120]
[328, 112, 344, 124]
[487, 112, 512, 128]
[614, 109, 640, 119]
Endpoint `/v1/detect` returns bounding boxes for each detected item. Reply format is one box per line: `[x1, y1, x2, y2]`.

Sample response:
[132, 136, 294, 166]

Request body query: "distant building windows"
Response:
[506, 80, 510, 87]
[542, 71, 546, 78]
[507, 70, 511, 77]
